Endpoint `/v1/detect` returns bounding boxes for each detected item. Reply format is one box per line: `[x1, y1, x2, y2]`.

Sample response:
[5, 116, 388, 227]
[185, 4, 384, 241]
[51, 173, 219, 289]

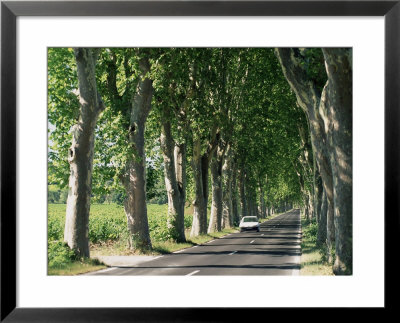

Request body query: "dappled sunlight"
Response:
[49, 47, 351, 276]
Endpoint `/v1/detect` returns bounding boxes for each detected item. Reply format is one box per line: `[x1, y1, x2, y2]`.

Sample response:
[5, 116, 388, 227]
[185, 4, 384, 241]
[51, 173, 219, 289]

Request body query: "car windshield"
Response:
[243, 217, 258, 223]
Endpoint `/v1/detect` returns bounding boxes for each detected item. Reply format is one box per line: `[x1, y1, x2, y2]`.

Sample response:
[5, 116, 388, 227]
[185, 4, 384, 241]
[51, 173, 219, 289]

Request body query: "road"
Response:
[87, 209, 302, 276]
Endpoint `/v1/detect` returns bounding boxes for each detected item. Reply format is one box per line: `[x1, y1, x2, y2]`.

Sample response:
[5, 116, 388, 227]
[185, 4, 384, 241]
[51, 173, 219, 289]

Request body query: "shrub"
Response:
[48, 241, 77, 268]
[48, 215, 64, 241]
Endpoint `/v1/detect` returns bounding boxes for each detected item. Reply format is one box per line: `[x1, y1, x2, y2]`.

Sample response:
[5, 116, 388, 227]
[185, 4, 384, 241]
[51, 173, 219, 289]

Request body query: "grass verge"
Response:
[300, 216, 333, 275]
[48, 258, 106, 276]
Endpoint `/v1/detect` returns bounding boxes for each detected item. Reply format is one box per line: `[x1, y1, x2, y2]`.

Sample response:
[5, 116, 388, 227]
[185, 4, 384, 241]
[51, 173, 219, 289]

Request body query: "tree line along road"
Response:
[86, 209, 302, 276]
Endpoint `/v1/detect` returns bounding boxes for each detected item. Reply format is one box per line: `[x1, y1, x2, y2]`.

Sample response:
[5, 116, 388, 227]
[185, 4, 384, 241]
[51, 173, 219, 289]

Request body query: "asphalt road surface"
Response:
[87, 209, 302, 276]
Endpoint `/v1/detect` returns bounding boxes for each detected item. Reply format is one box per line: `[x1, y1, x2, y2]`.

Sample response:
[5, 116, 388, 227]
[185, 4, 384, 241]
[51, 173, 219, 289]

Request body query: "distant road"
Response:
[87, 209, 302, 276]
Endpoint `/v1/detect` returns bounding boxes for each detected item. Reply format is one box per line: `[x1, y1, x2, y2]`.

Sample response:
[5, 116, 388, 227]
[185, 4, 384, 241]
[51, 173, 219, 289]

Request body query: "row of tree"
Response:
[48, 47, 352, 275]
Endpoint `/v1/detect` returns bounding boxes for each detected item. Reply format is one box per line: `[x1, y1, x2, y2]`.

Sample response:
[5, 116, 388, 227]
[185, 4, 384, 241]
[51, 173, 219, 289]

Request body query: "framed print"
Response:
[1, 0, 398, 321]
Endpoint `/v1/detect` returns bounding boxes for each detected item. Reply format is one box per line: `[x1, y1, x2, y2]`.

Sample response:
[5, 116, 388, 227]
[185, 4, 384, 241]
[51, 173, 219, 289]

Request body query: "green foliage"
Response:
[48, 185, 68, 204]
[303, 221, 318, 244]
[298, 48, 327, 93]
[48, 204, 193, 244]
[146, 160, 167, 203]
[48, 240, 77, 268]
[48, 48, 79, 188]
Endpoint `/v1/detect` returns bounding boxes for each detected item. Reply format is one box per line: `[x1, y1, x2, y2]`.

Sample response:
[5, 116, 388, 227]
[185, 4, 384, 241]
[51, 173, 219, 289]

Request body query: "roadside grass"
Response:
[300, 216, 334, 275]
[48, 258, 106, 276]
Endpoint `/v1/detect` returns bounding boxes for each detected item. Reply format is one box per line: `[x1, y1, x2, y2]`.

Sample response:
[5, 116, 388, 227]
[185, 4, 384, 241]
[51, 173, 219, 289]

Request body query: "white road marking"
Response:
[229, 251, 237, 255]
[250, 240, 255, 244]
[261, 234, 264, 236]
[152, 255, 164, 260]
[87, 267, 117, 275]
[207, 240, 215, 243]
[186, 270, 200, 276]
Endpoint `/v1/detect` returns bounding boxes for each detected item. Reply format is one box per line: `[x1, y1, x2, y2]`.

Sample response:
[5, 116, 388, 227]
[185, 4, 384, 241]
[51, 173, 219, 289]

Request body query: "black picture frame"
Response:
[1, 0, 398, 321]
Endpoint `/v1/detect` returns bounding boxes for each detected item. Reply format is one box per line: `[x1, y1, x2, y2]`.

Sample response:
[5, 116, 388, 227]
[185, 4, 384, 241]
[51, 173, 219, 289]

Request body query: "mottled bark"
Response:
[121, 55, 153, 251]
[64, 48, 104, 258]
[160, 106, 186, 242]
[258, 182, 266, 219]
[317, 188, 328, 245]
[314, 170, 323, 224]
[190, 127, 219, 237]
[208, 145, 224, 233]
[190, 139, 208, 236]
[239, 169, 247, 218]
[322, 48, 353, 275]
[174, 143, 187, 237]
[221, 145, 233, 228]
[231, 162, 240, 225]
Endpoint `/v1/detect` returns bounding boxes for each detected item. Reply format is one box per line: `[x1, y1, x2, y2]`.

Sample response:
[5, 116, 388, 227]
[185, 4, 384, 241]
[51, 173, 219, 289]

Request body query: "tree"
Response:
[94, 48, 156, 251]
[63, 48, 105, 257]
[321, 48, 352, 275]
[119, 50, 154, 250]
[186, 49, 221, 237]
[153, 48, 193, 242]
[276, 48, 352, 275]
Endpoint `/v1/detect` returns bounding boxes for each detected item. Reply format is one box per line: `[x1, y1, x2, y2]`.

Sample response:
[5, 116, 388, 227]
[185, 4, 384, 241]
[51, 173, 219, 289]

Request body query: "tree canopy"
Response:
[48, 47, 352, 275]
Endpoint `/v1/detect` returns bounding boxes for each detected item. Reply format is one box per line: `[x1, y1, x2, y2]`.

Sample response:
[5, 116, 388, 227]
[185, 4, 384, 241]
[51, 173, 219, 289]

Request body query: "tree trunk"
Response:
[259, 183, 266, 219]
[231, 163, 240, 225]
[317, 188, 328, 246]
[175, 143, 187, 239]
[239, 170, 247, 218]
[208, 146, 224, 233]
[190, 139, 208, 236]
[121, 54, 153, 251]
[275, 48, 343, 272]
[221, 144, 233, 229]
[64, 48, 104, 258]
[190, 127, 219, 237]
[314, 170, 323, 224]
[160, 106, 186, 242]
[322, 48, 353, 275]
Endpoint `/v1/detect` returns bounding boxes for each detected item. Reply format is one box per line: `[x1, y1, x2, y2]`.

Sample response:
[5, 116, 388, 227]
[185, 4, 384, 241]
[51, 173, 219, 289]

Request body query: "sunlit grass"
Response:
[48, 258, 106, 276]
[300, 216, 334, 276]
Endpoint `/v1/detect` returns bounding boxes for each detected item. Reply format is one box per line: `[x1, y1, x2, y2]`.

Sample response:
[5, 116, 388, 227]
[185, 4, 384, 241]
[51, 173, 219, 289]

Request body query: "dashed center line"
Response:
[186, 270, 200, 276]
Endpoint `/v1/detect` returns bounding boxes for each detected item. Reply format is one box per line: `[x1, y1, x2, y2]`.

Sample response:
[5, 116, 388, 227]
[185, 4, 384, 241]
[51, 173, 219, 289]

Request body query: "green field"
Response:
[48, 203, 193, 244]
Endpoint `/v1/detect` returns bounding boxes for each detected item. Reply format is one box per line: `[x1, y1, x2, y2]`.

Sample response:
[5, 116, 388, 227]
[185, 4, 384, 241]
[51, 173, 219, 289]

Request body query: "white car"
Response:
[239, 216, 260, 232]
